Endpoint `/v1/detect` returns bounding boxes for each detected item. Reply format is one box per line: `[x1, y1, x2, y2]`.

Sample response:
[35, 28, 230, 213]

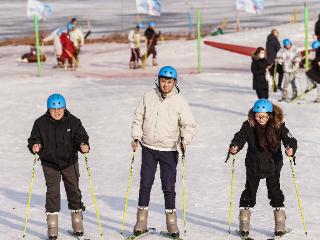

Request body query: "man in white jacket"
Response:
[131, 66, 196, 238]
[69, 18, 84, 65]
[128, 25, 144, 69]
[276, 38, 301, 100]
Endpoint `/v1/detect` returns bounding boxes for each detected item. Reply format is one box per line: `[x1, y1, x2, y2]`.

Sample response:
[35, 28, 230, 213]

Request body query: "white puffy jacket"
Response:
[131, 88, 196, 151]
[276, 46, 301, 73]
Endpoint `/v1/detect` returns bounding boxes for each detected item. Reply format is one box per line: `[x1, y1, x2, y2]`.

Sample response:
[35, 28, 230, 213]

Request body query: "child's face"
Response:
[255, 112, 269, 126]
[159, 77, 176, 95]
[49, 108, 65, 121]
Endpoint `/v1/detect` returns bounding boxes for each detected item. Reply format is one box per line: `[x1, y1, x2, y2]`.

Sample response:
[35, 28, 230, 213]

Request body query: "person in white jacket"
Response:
[128, 25, 144, 69]
[131, 66, 196, 238]
[43, 28, 63, 66]
[276, 38, 301, 100]
[69, 18, 84, 65]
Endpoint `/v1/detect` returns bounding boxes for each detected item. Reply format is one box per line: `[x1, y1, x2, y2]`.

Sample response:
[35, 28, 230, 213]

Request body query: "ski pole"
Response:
[120, 149, 136, 239]
[84, 153, 105, 240]
[289, 156, 307, 236]
[227, 155, 236, 234]
[272, 63, 278, 92]
[23, 154, 39, 239]
[180, 142, 187, 236]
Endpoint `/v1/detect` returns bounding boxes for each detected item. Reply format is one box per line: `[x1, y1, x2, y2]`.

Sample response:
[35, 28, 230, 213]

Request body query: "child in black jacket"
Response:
[229, 99, 297, 238]
[28, 93, 90, 240]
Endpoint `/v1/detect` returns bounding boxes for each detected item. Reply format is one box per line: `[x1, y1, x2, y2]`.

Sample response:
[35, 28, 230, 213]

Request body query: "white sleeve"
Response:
[131, 96, 145, 140]
[179, 99, 196, 145]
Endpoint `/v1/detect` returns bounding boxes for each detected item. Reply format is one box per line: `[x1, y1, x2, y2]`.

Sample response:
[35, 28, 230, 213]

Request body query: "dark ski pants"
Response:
[130, 48, 141, 62]
[269, 64, 284, 88]
[146, 45, 157, 59]
[239, 172, 284, 208]
[255, 88, 269, 99]
[138, 146, 178, 209]
[42, 162, 83, 213]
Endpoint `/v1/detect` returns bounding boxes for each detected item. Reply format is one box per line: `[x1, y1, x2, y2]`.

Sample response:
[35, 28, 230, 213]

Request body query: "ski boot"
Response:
[166, 209, 180, 238]
[133, 207, 148, 236]
[71, 209, 84, 236]
[274, 207, 286, 236]
[129, 61, 135, 69]
[281, 89, 288, 102]
[46, 212, 58, 240]
[239, 207, 251, 237]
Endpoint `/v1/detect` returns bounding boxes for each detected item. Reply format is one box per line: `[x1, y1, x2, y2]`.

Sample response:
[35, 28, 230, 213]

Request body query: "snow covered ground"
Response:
[0, 22, 319, 239]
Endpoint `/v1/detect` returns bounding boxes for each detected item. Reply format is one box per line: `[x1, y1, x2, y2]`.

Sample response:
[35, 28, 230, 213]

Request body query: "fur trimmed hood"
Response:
[248, 103, 284, 128]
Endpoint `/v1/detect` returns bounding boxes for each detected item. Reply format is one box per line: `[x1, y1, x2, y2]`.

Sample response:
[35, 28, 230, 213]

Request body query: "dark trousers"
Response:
[255, 88, 269, 99]
[42, 162, 83, 212]
[138, 146, 178, 209]
[240, 172, 284, 208]
[130, 48, 141, 62]
[269, 64, 284, 88]
[146, 45, 157, 59]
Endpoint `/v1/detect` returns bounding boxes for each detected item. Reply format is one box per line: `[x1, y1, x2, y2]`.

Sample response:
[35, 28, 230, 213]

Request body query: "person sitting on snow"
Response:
[17, 45, 46, 63]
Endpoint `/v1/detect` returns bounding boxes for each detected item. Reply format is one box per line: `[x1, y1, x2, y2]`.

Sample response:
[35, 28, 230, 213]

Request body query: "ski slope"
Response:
[0, 22, 319, 239]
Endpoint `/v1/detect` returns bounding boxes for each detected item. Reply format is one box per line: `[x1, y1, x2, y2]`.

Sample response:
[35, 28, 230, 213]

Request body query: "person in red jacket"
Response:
[59, 23, 76, 69]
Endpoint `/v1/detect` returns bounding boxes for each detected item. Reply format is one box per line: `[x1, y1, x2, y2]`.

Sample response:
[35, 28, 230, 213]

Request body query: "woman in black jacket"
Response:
[229, 99, 297, 238]
[251, 47, 269, 99]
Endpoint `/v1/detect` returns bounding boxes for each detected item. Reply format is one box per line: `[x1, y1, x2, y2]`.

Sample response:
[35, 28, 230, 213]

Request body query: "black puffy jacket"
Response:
[28, 110, 89, 170]
[230, 115, 297, 178]
[266, 34, 281, 65]
[251, 54, 268, 90]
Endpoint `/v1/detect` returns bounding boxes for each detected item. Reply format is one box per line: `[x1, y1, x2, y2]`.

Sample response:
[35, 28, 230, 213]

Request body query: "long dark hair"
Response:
[249, 111, 280, 151]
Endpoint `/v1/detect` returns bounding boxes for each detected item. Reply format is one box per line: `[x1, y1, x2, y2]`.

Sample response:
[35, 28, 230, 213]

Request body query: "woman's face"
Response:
[255, 112, 269, 126]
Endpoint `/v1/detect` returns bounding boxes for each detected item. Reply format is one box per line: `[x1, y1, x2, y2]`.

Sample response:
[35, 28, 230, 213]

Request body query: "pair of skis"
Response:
[236, 229, 291, 240]
[123, 228, 183, 240]
[278, 86, 317, 103]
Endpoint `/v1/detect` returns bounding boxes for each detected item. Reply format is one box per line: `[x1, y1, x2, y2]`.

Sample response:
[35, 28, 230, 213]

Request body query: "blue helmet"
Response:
[312, 40, 320, 49]
[283, 38, 292, 47]
[137, 23, 144, 29]
[149, 22, 156, 27]
[47, 94, 66, 109]
[252, 99, 273, 113]
[67, 22, 74, 31]
[158, 66, 177, 80]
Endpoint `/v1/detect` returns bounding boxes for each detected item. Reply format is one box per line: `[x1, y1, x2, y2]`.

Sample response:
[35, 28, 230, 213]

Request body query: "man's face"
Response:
[273, 30, 279, 37]
[159, 77, 176, 95]
[72, 20, 77, 27]
[49, 108, 65, 121]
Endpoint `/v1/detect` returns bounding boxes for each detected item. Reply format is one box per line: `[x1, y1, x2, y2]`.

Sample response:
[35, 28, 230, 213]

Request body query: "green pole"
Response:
[34, 15, 42, 77]
[196, 9, 201, 73]
[304, 2, 309, 71]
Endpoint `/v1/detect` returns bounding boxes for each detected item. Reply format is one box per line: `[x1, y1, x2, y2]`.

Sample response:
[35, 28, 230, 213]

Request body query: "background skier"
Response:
[251, 47, 269, 99]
